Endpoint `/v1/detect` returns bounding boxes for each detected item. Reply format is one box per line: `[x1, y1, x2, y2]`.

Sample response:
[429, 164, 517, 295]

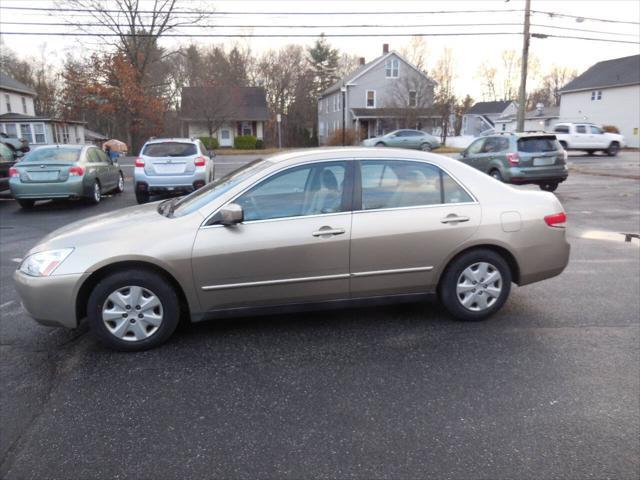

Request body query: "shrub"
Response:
[602, 125, 620, 134]
[255, 139, 264, 149]
[326, 128, 356, 146]
[199, 136, 219, 150]
[234, 135, 257, 149]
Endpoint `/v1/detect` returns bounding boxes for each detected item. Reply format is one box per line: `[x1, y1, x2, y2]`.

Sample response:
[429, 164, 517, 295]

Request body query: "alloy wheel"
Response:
[101, 286, 164, 342]
[117, 175, 124, 192]
[456, 262, 503, 312]
[93, 182, 101, 202]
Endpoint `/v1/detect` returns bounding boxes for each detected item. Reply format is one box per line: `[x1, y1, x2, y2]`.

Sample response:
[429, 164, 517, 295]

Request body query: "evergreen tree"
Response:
[307, 34, 340, 97]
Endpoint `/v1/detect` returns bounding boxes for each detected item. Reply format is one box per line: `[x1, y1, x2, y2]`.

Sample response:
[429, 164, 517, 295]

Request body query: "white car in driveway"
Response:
[553, 123, 625, 156]
[134, 138, 215, 204]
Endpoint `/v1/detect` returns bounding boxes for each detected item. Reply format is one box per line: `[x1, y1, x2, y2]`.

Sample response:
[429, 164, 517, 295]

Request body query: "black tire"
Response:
[586, 149, 595, 156]
[17, 199, 35, 209]
[539, 182, 558, 192]
[135, 190, 150, 204]
[114, 172, 125, 193]
[375, 142, 386, 147]
[439, 248, 512, 321]
[88, 180, 101, 204]
[87, 269, 181, 351]
[489, 169, 503, 182]
[420, 143, 432, 152]
[606, 142, 619, 157]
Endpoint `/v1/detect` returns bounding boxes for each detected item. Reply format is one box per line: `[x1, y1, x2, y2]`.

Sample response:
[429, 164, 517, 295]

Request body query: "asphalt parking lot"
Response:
[1, 151, 639, 479]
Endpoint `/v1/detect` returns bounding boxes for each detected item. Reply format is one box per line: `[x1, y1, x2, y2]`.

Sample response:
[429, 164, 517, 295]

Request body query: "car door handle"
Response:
[312, 227, 346, 237]
[441, 215, 470, 224]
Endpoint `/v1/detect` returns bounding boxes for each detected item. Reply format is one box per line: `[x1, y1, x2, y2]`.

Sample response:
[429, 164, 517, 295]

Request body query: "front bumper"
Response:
[14, 270, 86, 328]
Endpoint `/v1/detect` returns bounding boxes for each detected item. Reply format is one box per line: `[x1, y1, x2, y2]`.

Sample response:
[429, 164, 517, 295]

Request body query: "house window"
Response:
[597, 90, 602, 100]
[241, 121, 252, 136]
[591, 90, 603, 101]
[366, 90, 376, 108]
[385, 58, 399, 78]
[33, 123, 46, 144]
[319, 121, 326, 137]
[21, 97, 27, 113]
[409, 90, 417, 107]
[20, 124, 33, 144]
[4, 123, 17, 137]
[5, 94, 11, 113]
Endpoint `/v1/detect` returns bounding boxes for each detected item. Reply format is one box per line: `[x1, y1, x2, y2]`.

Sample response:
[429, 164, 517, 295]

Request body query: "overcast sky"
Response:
[1, 0, 639, 99]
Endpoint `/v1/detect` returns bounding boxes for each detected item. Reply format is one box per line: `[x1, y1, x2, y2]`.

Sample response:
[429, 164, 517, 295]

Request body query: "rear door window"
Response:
[143, 142, 197, 157]
[517, 137, 559, 153]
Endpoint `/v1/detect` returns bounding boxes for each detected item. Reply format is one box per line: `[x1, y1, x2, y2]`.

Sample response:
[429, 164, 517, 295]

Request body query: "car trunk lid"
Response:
[517, 135, 563, 168]
[19, 162, 76, 183]
[144, 156, 194, 176]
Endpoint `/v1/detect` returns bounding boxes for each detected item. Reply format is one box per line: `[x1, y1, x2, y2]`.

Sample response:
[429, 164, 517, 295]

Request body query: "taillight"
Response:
[194, 156, 206, 167]
[69, 166, 85, 176]
[135, 157, 145, 167]
[9, 167, 19, 177]
[507, 152, 520, 166]
[544, 212, 567, 228]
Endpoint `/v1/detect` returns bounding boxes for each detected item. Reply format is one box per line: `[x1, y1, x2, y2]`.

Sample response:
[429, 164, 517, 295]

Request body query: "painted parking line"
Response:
[0, 300, 15, 309]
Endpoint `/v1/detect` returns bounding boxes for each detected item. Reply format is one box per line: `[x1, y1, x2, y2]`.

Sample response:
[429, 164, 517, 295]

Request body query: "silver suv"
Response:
[134, 138, 215, 203]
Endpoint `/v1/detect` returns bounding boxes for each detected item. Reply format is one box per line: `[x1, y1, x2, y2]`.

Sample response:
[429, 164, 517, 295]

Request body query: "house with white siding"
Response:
[559, 54, 640, 148]
[0, 72, 86, 147]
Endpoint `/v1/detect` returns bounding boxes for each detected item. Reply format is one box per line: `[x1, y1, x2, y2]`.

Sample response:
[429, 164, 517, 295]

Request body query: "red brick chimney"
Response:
[359, 57, 366, 66]
[383, 43, 389, 54]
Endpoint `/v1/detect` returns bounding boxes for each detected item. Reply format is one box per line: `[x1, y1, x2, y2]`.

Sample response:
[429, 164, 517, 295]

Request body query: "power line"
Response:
[0, 5, 527, 15]
[0, 20, 636, 37]
[0, 30, 637, 44]
[532, 10, 640, 26]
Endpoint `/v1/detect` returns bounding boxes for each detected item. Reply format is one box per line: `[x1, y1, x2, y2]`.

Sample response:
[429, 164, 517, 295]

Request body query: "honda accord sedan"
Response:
[14, 148, 570, 351]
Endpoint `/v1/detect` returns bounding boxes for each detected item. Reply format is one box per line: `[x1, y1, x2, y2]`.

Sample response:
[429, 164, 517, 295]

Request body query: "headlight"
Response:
[19, 248, 74, 277]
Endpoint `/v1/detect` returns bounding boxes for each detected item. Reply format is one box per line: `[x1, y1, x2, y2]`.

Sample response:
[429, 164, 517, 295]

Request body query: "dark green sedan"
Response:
[9, 145, 124, 209]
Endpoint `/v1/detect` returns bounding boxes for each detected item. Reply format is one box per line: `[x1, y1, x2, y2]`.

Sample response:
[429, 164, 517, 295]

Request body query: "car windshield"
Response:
[168, 159, 273, 218]
[517, 137, 559, 153]
[143, 142, 197, 157]
[21, 147, 81, 163]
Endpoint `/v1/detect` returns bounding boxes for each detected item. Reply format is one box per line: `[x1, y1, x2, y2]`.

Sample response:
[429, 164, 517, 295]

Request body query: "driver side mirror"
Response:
[218, 203, 244, 226]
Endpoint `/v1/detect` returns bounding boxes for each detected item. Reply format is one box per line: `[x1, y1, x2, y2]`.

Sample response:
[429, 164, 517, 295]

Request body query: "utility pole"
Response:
[341, 86, 347, 146]
[516, 0, 531, 132]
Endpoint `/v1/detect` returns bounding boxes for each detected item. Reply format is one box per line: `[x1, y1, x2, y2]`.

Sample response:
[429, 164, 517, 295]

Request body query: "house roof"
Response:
[321, 51, 435, 97]
[465, 101, 513, 115]
[0, 112, 86, 124]
[560, 54, 640, 93]
[84, 128, 109, 141]
[180, 86, 269, 121]
[497, 105, 560, 122]
[0, 72, 37, 96]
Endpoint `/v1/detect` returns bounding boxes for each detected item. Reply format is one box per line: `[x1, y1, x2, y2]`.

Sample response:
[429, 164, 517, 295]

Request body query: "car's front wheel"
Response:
[87, 269, 181, 351]
[114, 173, 125, 193]
[439, 249, 512, 321]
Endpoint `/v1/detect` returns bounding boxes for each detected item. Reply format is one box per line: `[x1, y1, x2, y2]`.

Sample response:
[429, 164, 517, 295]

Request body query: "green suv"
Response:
[458, 133, 568, 192]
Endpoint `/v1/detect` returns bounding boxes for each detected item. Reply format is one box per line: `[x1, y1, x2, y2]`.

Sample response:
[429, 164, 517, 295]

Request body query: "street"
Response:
[1, 151, 639, 479]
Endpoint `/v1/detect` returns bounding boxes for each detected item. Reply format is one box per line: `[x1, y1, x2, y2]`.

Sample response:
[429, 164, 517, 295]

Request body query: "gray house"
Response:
[461, 101, 516, 137]
[317, 44, 437, 145]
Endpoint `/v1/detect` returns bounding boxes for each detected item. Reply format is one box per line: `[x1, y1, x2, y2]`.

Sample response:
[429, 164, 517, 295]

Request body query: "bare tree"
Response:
[431, 48, 456, 143]
[191, 92, 235, 139]
[476, 63, 498, 101]
[385, 71, 436, 129]
[528, 65, 577, 108]
[400, 36, 429, 72]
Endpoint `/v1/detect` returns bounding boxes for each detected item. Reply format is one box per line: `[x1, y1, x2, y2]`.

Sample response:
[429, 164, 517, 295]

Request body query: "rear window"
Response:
[517, 137, 559, 153]
[143, 142, 197, 157]
[21, 147, 81, 163]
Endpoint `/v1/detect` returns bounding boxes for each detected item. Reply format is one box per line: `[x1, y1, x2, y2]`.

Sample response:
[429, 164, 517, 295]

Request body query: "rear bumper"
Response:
[506, 165, 568, 184]
[14, 270, 86, 328]
[9, 177, 86, 199]
[134, 167, 207, 188]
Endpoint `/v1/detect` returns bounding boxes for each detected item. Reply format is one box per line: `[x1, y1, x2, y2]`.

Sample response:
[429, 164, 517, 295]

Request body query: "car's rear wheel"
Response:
[136, 190, 150, 204]
[87, 269, 181, 351]
[375, 142, 386, 147]
[607, 142, 620, 156]
[439, 249, 512, 321]
[490, 169, 503, 182]
[539, 182, 558, 192]
[17, 199, 35, 209]
[115, 173, 125, 193]
[88, 180, 101, 204]
[420, 143, 432, 152]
